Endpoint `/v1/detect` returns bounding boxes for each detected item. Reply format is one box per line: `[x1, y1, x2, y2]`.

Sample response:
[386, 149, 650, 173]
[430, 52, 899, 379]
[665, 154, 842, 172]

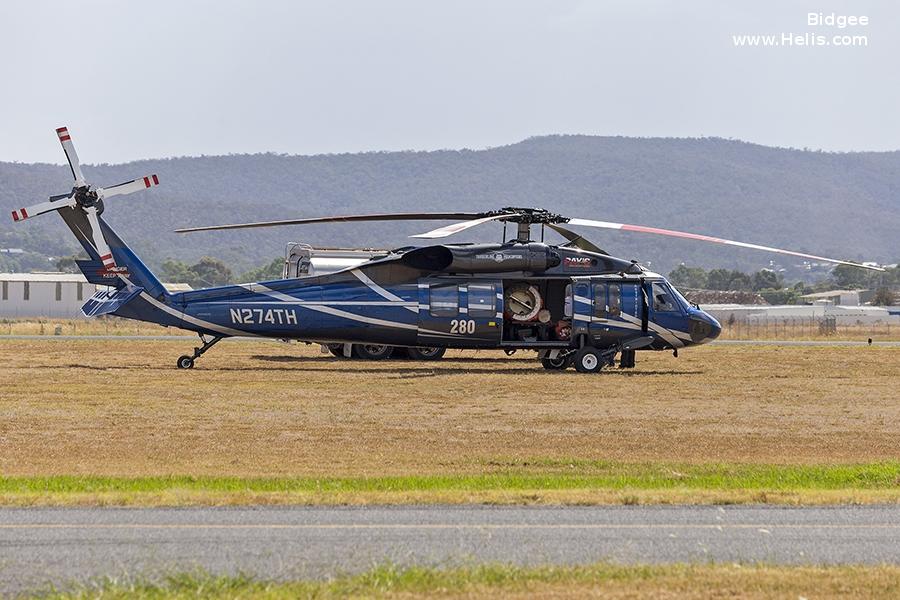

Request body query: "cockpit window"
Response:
[669, 284, 693, 311]
[651, 282, 679, 313]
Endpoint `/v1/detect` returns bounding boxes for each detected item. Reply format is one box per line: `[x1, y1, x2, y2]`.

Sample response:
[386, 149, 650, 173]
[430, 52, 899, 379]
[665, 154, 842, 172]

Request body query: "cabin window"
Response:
[608, 283, 621, 317]
[467, 284, 495, 316]
[651, 282, 678, 312]
[430, 284, 458, 317]
[23, 281, 30, 301]
[564, 284, 573, 318]
[1, 281, 7, 301]
[592, 283, 607, 318]
[55, 282, 63, 301]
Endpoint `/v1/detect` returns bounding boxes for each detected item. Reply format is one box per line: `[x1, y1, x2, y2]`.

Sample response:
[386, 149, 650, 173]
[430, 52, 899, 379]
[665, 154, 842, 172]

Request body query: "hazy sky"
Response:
[1, 0, 897, 164]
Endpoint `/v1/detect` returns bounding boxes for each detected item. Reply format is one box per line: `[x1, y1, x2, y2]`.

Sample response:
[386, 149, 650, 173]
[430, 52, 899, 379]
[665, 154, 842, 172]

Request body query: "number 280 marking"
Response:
[450, 319, 476, 334]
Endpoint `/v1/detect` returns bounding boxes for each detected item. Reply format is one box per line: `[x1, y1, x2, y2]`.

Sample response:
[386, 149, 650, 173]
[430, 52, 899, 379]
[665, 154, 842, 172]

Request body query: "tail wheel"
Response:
[354, 344, 394, 360]
[406, 346, 446, 361]
[541, 355, 571, 370]
[574, 347, 603, 373]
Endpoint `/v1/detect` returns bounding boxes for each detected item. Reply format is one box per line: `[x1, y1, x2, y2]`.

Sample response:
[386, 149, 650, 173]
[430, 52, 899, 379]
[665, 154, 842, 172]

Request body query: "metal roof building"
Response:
[0, 273, 190, 319]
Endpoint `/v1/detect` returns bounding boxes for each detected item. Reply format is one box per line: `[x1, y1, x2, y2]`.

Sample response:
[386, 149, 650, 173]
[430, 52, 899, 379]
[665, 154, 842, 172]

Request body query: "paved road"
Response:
[1, 505, 899, 594]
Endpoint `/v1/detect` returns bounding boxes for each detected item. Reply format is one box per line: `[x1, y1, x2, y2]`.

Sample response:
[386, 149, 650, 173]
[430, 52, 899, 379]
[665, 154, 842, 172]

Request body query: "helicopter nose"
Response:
[688, 313, 721, 344]
[707, 315, 722, 342]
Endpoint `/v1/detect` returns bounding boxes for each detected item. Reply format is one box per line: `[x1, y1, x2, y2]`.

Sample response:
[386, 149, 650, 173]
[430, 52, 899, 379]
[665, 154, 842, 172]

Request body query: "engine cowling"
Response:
[400, 243, 561, 273]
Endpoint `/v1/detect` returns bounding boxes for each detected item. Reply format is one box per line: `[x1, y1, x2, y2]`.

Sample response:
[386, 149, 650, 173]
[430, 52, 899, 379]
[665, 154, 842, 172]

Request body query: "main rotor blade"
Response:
[410, 214, 511, 239]
[56, 127, 86, 186]
[99, 174, 160, 199]
[546, 223, 608, 255]
[10, 194, 77, 222]
[83, 206, 116, 271]
[566, 218, 885, 271]
[175, 212, 487, 233]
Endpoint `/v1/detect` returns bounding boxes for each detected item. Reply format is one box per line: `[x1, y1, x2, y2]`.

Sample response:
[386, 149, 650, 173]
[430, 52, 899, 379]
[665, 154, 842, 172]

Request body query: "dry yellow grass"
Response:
[43, 564, 900, 600]
[3, 316, 897, 340]
[1, 339, 898, 479]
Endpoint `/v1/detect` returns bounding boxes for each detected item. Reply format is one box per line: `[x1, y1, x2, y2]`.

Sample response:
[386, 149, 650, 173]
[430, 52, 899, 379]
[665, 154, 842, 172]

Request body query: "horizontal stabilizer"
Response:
[81, 286, 143, 317]
[76, 259, 126, 288]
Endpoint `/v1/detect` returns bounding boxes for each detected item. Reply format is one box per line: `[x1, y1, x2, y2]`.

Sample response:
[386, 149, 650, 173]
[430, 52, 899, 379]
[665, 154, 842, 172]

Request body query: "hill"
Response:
[1, 135, 898, 276]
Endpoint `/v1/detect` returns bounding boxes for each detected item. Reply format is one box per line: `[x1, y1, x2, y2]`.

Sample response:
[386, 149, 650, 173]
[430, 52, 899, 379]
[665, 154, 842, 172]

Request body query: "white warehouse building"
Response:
[0, 273, 190, 319]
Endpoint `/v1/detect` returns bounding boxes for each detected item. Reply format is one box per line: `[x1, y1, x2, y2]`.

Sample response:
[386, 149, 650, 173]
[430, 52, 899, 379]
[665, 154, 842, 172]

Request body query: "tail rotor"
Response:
[10, 126, 160, 273]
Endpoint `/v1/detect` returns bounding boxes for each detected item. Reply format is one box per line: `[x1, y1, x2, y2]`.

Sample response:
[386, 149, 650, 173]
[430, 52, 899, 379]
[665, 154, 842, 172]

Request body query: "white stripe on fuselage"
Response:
[351, 269, 418, 312]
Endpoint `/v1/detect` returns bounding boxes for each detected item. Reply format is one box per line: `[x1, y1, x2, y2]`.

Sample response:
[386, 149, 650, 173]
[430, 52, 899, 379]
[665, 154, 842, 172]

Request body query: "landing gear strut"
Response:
[177, 334, 223, 369]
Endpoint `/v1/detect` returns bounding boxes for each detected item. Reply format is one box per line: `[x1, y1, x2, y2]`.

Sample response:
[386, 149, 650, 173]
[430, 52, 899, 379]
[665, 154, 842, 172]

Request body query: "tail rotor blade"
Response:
[56, 127, 86, 186]
[10, 195, 77, 222]
[83, 206, 116, 271]
[99, 174, 160, 199]
[566, 218, 885, 271]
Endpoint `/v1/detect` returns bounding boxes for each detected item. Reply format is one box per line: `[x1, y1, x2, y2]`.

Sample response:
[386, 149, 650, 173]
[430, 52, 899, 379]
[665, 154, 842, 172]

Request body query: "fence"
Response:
[719, 316, 896, 341]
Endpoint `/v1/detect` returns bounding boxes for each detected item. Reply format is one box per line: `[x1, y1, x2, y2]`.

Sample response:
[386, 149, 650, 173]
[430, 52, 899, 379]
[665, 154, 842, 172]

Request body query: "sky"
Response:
[1, 0, 898, 164]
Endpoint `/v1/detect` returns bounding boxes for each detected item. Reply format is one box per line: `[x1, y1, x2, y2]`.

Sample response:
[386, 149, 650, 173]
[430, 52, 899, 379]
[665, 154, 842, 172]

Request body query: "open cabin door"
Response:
[417, 279, 502, 348]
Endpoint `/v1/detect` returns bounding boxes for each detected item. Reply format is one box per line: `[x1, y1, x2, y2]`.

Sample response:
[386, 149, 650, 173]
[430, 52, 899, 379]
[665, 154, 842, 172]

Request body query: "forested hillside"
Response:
[1, 135, 897, 276]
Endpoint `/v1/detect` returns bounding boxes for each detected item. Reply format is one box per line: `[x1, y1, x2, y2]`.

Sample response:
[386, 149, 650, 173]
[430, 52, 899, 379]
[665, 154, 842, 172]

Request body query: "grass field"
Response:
[3, 316, 899, 340]
[38, 563, 900, 599]
[1, 338, 898, 505]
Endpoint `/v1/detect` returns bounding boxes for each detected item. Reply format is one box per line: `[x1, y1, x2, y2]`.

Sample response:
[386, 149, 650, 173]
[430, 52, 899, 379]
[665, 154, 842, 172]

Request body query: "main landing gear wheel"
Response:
[326, 343, 347, 358]
[354, 344, 394, 360]
[177, 355, 194, 369]
[406, 346, 446, 361]
[574, 346, 603, 373]
[541, 355, 571, 370]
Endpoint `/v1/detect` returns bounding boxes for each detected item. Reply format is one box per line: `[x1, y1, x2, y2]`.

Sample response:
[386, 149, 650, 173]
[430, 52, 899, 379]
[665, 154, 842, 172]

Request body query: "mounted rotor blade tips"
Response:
[565, 218, 885, 271]
[10, 196, 77, 223]
[83, 206, 116, 271]
[410, 214, 510, 239]
[99, 174, 160, 199]
[55, 126, 86, 186]
[175, 212, 488, 233]
[546, 224, 608, 255]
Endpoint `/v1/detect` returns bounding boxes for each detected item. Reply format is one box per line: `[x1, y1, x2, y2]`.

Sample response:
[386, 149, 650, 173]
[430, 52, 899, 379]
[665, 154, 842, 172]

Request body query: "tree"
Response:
[832, 264, 872, 289]
[751, 269, 782, 291]
[55, 255, 81, 273]
[239, 258, 284, 283]
[872, 287, 896, 306]
[668, 265, 708, 289]
[160, 257, 233, 288]
[706, 269, 733, 290]
[161, 259, 193, 284]
[188, 256, 233, 287]
[729, 272, 752, 291]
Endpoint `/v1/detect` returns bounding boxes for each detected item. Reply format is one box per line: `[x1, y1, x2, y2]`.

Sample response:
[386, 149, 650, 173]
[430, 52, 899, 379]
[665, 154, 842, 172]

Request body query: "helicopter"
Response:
[12, 127, 884, 371]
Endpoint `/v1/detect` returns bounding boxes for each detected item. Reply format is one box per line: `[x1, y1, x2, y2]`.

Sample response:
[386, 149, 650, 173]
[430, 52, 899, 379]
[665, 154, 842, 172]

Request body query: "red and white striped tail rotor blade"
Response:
[83, 206, 116, 271]
[566, 217, 884, 272]
[410, 214, 509, 239]
[10, 195, 76, 223]
[98, 174, 160, 199]
[56, 127, 86, 186]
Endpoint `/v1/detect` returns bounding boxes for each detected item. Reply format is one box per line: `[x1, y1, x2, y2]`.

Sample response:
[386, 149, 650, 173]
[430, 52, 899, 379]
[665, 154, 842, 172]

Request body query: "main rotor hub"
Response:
[492, 207, 568, 242]
[493, 207, 567, 225]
